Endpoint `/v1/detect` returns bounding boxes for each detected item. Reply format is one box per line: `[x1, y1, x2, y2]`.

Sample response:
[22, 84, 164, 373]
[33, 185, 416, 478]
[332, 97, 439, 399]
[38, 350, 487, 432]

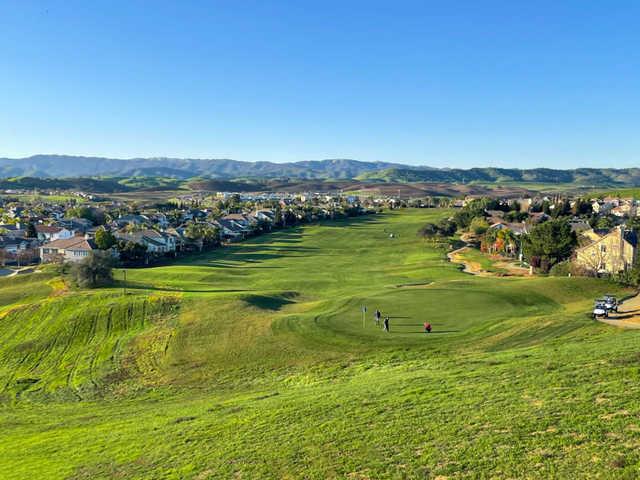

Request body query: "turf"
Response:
[1, 209, 640, 479]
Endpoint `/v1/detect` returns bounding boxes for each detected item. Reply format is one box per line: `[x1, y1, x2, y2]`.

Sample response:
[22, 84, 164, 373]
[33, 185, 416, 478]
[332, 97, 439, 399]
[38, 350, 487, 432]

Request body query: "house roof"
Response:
[489, 221, 527, 234]
[41, 236, 96, 251]
[36, 225, 63, 234]
[223, 214, 249, 221]
[215, 219, 243, 232]
[576, 227, 638, 252]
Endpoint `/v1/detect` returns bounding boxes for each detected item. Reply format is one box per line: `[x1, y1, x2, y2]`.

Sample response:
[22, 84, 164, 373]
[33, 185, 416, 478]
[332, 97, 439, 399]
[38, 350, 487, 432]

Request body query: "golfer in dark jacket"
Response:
[383, 316, 390, 332]
[375, 309, 381, 326]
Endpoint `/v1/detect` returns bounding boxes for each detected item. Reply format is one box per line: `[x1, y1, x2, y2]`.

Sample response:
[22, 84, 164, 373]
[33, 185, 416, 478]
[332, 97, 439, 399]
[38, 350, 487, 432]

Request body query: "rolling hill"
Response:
[2, 155, 640, 187]
[0, 155, 404, 180]
[1, 210, 639, 478]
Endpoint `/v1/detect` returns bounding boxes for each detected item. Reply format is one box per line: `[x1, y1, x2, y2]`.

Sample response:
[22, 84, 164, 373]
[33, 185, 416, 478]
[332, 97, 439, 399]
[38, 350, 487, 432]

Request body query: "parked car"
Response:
[593, 300, 608, 319]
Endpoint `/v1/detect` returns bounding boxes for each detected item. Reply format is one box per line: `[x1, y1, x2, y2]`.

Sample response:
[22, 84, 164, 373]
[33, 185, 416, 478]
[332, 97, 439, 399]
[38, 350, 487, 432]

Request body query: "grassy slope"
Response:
[1, 210, 640, 478]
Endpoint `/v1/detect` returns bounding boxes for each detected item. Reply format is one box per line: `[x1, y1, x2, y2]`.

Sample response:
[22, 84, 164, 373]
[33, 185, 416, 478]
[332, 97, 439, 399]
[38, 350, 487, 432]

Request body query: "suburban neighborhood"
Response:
[2, 187, 640, 282]
[0, 188, 378, 270]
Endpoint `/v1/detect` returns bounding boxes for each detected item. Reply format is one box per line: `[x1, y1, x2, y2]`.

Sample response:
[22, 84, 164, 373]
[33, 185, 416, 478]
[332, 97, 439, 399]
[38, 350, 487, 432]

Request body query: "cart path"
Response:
[447, 245, 530, 277]
[447, 246, 484, 276]
[597, 293, 640, 329]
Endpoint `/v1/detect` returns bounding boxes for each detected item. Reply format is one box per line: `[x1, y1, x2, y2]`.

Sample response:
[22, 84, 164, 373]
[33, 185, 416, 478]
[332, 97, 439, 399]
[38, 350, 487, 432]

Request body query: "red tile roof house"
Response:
[39, 236, 97, 263]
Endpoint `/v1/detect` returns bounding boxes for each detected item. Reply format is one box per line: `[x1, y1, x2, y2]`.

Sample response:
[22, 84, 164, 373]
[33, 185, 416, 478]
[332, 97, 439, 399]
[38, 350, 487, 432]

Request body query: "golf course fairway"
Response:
[1, 209, 640, 478]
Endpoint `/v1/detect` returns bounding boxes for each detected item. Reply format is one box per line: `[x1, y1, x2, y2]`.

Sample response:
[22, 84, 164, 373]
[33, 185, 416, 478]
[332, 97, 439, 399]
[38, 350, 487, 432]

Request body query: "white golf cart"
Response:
[592, 300, 608, 319]
[603, 295, 618, 313]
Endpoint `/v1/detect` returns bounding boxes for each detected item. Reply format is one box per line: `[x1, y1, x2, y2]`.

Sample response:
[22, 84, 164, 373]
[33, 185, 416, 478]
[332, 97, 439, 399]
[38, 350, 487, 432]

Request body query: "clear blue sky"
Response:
[1, 1, 639, 168]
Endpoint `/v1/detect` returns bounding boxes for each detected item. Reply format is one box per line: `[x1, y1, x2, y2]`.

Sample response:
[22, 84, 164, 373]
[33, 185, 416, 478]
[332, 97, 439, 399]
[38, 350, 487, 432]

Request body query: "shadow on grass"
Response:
[242, 293, 298, 310]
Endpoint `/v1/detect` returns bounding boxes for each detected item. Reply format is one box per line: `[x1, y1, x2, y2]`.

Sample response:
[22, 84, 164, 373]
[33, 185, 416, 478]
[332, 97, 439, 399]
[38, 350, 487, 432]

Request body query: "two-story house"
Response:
[575, 226, 638, 274]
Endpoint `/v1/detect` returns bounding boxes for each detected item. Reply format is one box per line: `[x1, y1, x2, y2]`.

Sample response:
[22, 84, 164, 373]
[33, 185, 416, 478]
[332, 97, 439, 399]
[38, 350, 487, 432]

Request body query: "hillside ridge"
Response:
[2, 155, 640, 186]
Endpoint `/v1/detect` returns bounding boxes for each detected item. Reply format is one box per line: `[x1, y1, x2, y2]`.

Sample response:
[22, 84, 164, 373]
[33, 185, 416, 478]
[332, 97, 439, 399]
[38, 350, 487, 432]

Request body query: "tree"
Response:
[626, 216, 640, 232]
[185, 222, 220, 250]
[552, 199, 571, 218]
[66, 206, 106, 225]
[25, 222, 37, 238]
[436, 218, 457, 236]
[469, 217, 490, 235]
[418, 223, 439, 238]
[572, 198, 592, 216]
[595, 216, 614, 231]
[118, 240, 147, 264]
[94, 227, 117, 250]
[70, 251, 114, 288]
[522, 219, 577, 272]
[418, 219, 456, 238]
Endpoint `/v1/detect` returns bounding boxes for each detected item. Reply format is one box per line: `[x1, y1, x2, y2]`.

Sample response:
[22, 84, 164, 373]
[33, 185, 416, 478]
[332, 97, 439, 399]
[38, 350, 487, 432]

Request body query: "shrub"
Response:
[549, 261, 571, 277]
[470, 217, 490, 235]
[70, 251, 114, 288]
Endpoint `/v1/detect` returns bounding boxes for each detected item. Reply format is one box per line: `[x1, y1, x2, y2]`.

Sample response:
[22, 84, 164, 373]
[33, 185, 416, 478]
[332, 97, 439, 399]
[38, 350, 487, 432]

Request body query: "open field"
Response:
[0, 193, 85, 203]
[1, 209, 640, 478]
[589, 187, 640, 199]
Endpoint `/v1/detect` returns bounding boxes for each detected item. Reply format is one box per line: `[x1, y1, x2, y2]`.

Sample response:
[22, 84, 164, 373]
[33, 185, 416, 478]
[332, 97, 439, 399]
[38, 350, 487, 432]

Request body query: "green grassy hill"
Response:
[1, 210, 640, 478]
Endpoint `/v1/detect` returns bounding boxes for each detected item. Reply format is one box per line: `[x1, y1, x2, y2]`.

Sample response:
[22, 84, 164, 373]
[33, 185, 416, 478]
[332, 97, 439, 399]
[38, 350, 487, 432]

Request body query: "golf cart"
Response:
[603, 295, 618, 313]
[592, 300, 608, 319]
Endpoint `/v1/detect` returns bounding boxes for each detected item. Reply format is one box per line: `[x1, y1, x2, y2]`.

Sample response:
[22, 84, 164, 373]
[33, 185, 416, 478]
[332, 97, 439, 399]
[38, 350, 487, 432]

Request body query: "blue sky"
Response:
[1, 1, 639, 168]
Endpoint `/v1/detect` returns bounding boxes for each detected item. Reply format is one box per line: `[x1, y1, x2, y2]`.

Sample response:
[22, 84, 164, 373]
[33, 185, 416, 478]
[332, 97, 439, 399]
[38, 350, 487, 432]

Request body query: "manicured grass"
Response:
[590, 187, 640, 199]
[1, 209, 640, 478]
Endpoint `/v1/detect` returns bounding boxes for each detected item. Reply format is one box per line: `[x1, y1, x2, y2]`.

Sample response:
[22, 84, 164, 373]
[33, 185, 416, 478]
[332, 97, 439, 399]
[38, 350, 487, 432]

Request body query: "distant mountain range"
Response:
[1, 155, 640, 186]
[0, 155, 403, 180]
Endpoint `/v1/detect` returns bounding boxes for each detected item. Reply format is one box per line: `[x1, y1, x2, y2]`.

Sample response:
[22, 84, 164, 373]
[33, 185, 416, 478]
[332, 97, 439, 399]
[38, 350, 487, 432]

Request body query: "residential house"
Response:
[611, 203, 636, 218]
[488, 221, 528, 236]
[591, 200, 614, 215]
[575, 226, 638, 274]
[0, 224, 26, 238]
[114, 214, 150, 228]
[254, 209, 275, 223]
[0, 236, 34, 255]
[35, 225, 74, 242]
[115, 229, 176, 254]
[568, 218, 592, 235]
[214, 219, 245, 241]
[40, 236, 98, 263]
[59, 217, 93, 233]
[528, 212, 550, 224]
[221, 214, 256, 233]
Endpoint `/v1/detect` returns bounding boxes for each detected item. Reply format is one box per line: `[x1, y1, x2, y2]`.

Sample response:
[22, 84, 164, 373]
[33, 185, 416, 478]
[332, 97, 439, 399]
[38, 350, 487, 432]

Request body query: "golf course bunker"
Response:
[315, 285, 558, 344]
